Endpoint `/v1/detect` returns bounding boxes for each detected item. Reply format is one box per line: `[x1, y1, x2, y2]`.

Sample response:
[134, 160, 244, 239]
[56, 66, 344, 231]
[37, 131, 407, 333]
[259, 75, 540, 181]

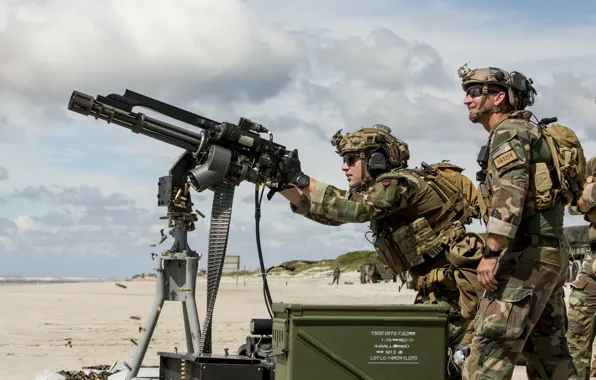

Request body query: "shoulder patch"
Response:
[491, 141, 512, 158]
[493, 150, 519, 169]
[382, 180, 391, 187]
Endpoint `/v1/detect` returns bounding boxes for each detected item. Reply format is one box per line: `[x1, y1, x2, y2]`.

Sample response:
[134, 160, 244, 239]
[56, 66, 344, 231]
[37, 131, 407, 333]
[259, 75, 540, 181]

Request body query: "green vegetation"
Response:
[275, 250, 395, 281]
[279, 250, 377, 274]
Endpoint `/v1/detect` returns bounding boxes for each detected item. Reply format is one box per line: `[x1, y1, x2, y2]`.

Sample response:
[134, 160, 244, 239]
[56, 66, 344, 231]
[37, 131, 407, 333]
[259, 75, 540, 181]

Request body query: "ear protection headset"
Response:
[367, 150, 388, 177]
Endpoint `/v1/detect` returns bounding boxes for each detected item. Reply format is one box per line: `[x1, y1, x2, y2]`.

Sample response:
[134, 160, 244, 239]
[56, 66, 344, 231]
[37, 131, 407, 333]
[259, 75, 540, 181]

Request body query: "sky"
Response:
[0, 0, 595, 278]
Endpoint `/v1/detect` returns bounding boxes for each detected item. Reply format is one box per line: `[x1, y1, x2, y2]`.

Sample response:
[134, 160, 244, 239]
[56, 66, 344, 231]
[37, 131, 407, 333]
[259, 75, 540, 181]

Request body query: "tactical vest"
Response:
[476, 112, 567, 225]
[371, 162, 478, 275]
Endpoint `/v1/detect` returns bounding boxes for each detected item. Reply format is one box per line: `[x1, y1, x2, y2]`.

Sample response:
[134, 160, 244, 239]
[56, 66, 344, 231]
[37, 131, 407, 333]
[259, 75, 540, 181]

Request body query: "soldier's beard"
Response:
[469, 108, 487, 123]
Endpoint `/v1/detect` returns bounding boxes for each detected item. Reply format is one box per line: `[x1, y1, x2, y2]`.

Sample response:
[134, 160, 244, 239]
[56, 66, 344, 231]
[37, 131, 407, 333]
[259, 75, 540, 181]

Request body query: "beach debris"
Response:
[114, 283, 127, 289]
[58, 370, 110, 380]
[129, 315, 141, 320]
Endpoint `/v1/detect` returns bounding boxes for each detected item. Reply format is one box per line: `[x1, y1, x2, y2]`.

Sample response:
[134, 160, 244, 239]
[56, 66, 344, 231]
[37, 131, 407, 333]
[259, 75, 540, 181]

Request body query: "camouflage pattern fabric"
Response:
[566, 278, 596, 380]
[567, 157, 596, 379]
[582, 183, 596, 207]
[465, 113, 577, 379]
[587, 157, 596, 178]
[290, 168, 480, 379]
[290, 168, 446, 225]
[462, 247, 576, 380]
[478, 115, 566, 246]
[573, 251, 596, 285]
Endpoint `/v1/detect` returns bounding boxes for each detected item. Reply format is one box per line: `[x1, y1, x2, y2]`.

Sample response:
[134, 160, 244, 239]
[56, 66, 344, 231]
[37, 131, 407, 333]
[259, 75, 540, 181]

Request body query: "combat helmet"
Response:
[458, 63, 537, 122]
[330, 124, 409, 185]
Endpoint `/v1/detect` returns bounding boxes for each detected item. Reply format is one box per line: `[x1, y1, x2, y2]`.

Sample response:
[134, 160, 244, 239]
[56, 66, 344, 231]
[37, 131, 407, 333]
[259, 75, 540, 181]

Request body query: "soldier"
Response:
[567, 157, 596, 380]
[456, 64, 579, 379]
[332, 264, 341, 285]
[357, 263, 367, 284]
[366, 261, 380, 284]
[274, 124, 485, 365]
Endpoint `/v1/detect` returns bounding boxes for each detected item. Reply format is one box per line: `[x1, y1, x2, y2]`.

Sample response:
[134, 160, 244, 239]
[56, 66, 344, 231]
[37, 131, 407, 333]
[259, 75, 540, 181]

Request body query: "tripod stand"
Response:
[125, 177, 202, 380]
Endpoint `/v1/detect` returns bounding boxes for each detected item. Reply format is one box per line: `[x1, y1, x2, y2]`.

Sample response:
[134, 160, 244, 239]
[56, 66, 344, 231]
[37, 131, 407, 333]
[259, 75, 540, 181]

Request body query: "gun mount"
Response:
[66, 90, 456, 380]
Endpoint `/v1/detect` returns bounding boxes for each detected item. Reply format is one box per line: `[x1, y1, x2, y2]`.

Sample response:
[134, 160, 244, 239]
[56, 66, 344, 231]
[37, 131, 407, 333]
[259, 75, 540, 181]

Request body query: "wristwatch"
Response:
[295, 174, 310, 189]
[482, 246, 502, 259]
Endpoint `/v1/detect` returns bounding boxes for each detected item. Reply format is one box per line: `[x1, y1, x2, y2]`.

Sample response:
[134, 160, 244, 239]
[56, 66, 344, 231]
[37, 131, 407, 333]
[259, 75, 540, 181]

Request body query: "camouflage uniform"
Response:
[332, 264, 341, 285]
[286, 125, 484, 373]
[567, 157, 596, 380]
[457, 65, 578, 379]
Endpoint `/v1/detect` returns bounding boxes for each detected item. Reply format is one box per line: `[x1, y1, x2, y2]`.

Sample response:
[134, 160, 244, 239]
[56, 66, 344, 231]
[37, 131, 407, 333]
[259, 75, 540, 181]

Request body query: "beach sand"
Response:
[0, 271, 574, 379]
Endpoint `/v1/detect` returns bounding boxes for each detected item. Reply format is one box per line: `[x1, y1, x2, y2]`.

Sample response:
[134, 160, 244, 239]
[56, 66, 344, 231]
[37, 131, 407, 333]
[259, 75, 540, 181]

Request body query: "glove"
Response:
[582, 182, 596, 207]
[277, 149, 303, 188]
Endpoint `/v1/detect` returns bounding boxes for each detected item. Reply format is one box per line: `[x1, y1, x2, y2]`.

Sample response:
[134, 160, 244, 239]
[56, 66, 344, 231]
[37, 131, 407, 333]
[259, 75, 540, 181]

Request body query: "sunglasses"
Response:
[342, 153, 361, 166]
[466, 87, 504, 98]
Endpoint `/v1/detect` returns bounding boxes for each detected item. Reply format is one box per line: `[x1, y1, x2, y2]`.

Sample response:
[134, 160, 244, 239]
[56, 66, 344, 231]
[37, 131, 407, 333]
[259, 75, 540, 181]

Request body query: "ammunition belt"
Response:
[199, 180, 235, 354]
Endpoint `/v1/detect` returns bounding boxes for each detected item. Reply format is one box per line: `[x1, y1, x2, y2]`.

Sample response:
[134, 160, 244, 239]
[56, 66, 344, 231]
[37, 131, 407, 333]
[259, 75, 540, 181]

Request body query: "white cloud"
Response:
[0, 0, 595, 277]
[0, 236, 14, 250]
[0, 0, 305, 104]
[13, 215, 35, 232]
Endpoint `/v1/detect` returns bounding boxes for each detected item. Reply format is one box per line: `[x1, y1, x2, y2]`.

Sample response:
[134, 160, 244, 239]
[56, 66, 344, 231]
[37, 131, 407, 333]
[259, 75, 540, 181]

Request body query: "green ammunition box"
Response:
[271, 303, 450, 380]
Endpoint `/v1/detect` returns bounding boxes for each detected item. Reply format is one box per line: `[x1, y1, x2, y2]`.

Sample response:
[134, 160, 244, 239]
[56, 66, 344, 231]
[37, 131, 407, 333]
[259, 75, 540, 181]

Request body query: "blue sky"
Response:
[0, 0, 594, 278]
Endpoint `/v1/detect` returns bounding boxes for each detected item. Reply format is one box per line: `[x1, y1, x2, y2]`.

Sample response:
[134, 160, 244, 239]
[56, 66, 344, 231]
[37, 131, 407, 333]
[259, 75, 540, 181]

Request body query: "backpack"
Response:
[537, 118, 586, 204]
[415, 161, 480, 227]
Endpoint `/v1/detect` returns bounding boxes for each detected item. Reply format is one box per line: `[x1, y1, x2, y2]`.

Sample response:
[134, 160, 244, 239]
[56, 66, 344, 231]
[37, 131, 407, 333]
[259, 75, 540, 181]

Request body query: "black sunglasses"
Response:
[342, 153, 361, 166]
[466, 87, 504, 98]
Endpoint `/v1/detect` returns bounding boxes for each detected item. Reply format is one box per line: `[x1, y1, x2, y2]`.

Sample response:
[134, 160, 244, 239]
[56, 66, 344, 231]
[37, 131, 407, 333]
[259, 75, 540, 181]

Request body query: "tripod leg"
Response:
[184, 256, 201, 353]
[182, 302, 193, 353]
[126, 265, 166, 380]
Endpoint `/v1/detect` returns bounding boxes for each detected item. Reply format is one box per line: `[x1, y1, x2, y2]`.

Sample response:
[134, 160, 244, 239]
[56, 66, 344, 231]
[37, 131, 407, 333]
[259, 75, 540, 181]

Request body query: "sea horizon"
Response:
[0, 275, 119, 285]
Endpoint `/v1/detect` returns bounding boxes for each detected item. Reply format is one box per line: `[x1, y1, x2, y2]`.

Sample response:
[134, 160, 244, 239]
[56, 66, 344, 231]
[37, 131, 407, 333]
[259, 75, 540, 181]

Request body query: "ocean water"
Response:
[0, 276, 112, 284]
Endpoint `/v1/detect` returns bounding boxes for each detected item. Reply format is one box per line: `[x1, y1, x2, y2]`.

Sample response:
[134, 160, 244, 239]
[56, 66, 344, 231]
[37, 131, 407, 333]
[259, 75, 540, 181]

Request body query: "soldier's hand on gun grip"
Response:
[477, 257, 499, 291]
[277, 149, 302, 188]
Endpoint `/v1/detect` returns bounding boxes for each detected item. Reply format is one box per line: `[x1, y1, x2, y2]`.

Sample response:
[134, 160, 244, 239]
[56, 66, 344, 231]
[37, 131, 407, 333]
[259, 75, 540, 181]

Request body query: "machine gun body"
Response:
[69, 90, 289, 193]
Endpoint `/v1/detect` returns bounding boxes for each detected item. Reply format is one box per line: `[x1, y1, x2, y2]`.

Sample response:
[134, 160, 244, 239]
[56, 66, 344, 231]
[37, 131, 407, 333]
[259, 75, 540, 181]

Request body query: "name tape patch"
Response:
[493, 150, 518, 169]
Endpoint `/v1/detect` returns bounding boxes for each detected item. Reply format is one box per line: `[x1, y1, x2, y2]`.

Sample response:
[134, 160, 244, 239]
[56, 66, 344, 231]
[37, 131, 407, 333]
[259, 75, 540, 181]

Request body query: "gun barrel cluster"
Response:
[68, 91, 204, 152]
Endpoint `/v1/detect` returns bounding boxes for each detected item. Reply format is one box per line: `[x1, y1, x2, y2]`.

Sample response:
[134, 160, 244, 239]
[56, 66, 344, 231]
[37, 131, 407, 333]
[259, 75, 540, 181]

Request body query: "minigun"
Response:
[67, 89, 294, 379]
[68, 89, 290, 198]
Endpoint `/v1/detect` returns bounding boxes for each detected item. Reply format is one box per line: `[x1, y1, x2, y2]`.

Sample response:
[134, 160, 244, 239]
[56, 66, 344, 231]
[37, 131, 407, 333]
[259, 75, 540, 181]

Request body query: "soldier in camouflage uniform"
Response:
[457, 64, 578, 379]
[274, 124, 485, 376]
[567, 157, 596, 380]
[332, 264, 341, 285]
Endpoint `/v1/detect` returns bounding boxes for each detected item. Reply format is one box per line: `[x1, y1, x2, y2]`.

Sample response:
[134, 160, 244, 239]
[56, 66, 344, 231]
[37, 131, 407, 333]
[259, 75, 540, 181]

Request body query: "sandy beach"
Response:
[0, 271, 573, 379]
